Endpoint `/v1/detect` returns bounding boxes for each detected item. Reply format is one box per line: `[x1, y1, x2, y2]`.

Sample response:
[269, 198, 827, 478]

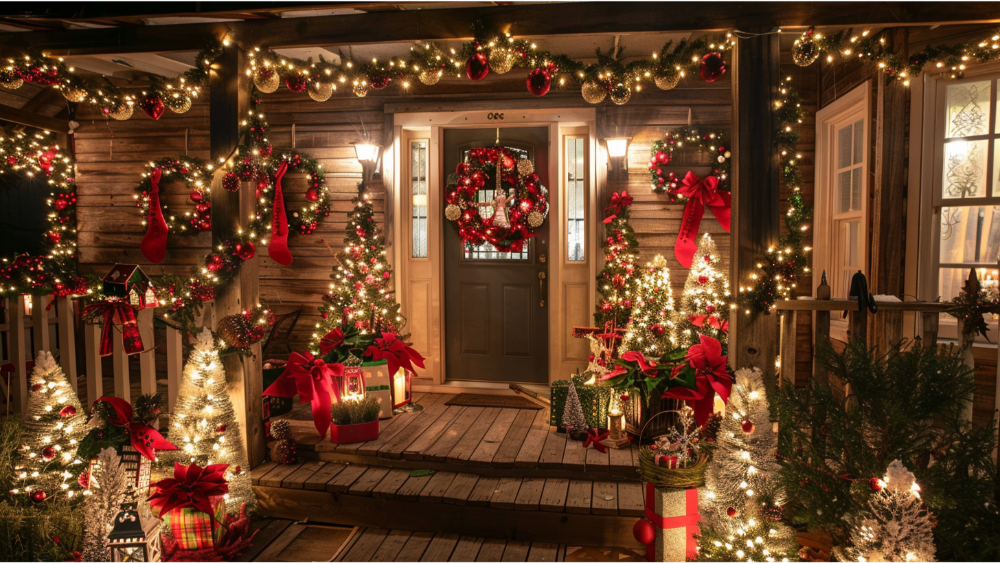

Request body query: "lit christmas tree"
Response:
[595, 193, 639, 327]
[313, 185, 407, 353]
[696, 368, 797, 562]
[845, 460, 936, 563]
[12, 350, 88, 504]
[561, 383, 589, 434]
[79, 447, 129, 562]
[161, 329, 254, 513]
[676, 234, 730, 347]
[618, 254, 676, 356]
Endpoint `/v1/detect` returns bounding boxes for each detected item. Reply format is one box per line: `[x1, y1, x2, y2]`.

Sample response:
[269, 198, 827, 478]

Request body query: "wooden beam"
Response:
[12, 3, 1000, 57]
[0, 103, 68, 133]
[209, 46, 266, 468]
[730, 30, 781, 373]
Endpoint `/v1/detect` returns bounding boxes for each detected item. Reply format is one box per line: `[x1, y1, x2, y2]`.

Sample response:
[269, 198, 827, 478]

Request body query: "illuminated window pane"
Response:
[946, 80, 990, 138]
[411, 140, 428, 258]
[939, 205, 1000, 265]
[566, 137, 585, 262]
[942, 139, 988, 199]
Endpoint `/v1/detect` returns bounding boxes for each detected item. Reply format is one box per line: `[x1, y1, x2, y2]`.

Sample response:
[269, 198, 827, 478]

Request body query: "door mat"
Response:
[445, 393, 543, 409]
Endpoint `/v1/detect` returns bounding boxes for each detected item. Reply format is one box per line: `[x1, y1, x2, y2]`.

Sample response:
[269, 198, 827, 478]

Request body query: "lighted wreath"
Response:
[647, 127, 730, 196]
[444, 146, 549, 253]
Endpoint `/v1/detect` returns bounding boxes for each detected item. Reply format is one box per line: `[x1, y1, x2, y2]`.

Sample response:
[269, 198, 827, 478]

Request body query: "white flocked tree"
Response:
[561, 383, 589, 434]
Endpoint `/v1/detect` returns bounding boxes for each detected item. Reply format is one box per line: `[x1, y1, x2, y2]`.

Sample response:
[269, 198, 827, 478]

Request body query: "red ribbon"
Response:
[82, 300, 144, 356]
[268, 161, 293, 266]
[583, 428, 610, 453]
[602, 190, 634, 223]
[688, 314, 729, 334]
[263, 351, 345, 436]
[363, 332, 426, 377]
[140, 168, 168, 263]
[670, 172, 731, 268]
[620, 351, 661, 378]
[665, 335, 732, 426]
[95, 396, 176, 461]
[148, 461, 229, 516]
[644, 483, 700, 561]
[319, 328, 345, 356]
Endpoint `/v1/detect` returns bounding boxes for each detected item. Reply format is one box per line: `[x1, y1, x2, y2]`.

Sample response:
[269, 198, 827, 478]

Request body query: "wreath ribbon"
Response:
[268, 160, 293, 266]
[140, 168, 169, 263]
[83, 300, 144, 356]
[670, 172, 730, 268]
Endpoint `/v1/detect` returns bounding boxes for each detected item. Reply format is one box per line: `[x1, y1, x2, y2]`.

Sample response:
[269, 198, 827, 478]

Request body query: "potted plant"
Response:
[329, 395, 381, 444]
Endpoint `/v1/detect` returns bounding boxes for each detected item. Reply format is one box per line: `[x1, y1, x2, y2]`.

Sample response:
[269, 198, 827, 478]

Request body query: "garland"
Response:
[792, 26, 1000, 83]
[443, 146, 549, 252]
[737, 75, 812, 314]
[0, 42, 223, 119]
[245, 27, 734, 104]
[648, 127, 730, 196]
[0, 130, 87, 299]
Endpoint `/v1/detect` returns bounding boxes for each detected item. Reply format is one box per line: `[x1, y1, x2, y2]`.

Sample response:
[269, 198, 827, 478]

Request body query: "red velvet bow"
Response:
[664, 335, 732, 426]
[82, 300, 143, 357]
[670, 172, 731, 268]
[602, 190, 634, 223]
[688, 314, 729, 334]
[148, 462, 229, 516]
[95, 396, 176, 461]
[364, 332, 426, 377]
[621, 351, 660, 378]
[263, 351, 345, 436]
[319, 328, 346, 356]
[583, 428, 610, 453]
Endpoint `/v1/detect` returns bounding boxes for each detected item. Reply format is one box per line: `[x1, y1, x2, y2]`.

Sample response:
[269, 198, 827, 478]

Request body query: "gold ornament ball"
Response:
[654, 72, 682, 91]
[166, 94, 193, 114]
[527, 211, 545, 228]
[517, 158, 535, 176]
[61, 87, 88, 103]
[445, 204, 462, 222]
[488, 48, 515, 74]
[610, 84, 632, 105]
[108, 102, 134, 121]
[254, 70, 280, 93]
[308, 81, 335, 102]
[353, 82, 370, 98]
[581, 81, 607, 104]
[418, 69, 442, 86]
[1, 76, 23, 90]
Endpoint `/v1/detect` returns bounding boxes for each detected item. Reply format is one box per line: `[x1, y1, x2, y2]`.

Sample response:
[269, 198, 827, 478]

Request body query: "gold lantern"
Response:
[108, 501, 162, 562]
[392, 368, 412, 409]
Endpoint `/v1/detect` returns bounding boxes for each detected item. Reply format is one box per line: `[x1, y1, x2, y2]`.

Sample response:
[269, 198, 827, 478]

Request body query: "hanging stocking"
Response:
[268, 161, 293, 266]
[140, 168, 169, 263]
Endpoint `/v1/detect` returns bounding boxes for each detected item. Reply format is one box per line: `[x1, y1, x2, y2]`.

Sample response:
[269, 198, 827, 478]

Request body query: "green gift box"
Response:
[550, 373, 613, 430]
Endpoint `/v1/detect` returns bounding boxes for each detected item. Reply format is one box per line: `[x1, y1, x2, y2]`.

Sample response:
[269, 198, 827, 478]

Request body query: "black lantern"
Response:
[108, 500, 162, 562]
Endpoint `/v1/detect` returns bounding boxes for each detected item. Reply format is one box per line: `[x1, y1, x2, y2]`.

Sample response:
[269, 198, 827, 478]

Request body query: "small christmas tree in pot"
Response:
[562, 383, 590, 440]
[329, 395, 381, 444]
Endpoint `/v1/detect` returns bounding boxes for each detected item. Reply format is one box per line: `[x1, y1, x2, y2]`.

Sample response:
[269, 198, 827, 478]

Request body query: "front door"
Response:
[443, 127, 550, 383]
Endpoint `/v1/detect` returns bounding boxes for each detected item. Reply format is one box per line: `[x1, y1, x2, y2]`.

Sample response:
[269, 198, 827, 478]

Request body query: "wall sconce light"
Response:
[353, 142, 382, 190]
[605, 137, 630, 158]
[605, 137, 631, 181]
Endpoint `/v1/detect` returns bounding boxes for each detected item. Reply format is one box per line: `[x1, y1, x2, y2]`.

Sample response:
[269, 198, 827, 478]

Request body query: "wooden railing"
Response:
[1, 296, 215, 419]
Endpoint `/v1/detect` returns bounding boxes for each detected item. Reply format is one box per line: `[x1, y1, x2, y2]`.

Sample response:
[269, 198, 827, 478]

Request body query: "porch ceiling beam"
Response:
[10, 2, 1000, 58]
[0, 102, 69, 133]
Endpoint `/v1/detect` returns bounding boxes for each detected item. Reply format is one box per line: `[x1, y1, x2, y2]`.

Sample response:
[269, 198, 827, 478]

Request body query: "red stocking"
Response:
[268, 161, 293, 265]
[140, 168, 168, 263]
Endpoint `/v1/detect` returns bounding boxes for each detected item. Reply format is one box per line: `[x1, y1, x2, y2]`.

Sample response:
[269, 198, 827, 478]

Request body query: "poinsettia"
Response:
[603, 347, 690, 404]
[148, 462, 229, 516]
[364, 332, 426, 376]
[664, 334, 732, 426]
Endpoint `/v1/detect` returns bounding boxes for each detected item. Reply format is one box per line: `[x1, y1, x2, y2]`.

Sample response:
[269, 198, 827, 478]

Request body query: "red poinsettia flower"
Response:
[688, 314, 729, 334]
[319, 328, 346, 355]
[364, 332, 426, 376]
[665, 335, 732, 426]
[148, 462, 229, 516]
[598, 364, 629, 382]
[621, 351, 660, 378]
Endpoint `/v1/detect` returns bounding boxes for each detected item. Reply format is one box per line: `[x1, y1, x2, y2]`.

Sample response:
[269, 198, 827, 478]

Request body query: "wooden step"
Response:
[252, 462, 646, 548]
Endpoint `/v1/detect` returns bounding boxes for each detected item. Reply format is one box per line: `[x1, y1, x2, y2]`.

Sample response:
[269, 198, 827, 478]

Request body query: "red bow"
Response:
[148, 462, 229, 516]
[664, 335, 732, 426]
[688, 314, 729, 334]
[364, 332, 426, 377]
[583, 428, 610, 453]
[319, 328, 346, 356]
[94, 396, 176, 461]
[82, 300, 144, 357]
[263, 351, 345, 436]
[603, 190, 634, 223]
[621, 351, 661, 378]
[670, 172, 731, 268]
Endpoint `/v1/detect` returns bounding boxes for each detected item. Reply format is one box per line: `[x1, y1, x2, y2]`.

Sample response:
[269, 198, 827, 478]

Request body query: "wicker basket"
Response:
[636, 411, 708, 489]
[624, 391, 682, 440]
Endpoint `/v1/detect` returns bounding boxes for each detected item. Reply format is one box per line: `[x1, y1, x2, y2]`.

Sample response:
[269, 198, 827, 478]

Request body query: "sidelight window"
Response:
[566, 136, 586, 262]
[411, 140, 428, 258]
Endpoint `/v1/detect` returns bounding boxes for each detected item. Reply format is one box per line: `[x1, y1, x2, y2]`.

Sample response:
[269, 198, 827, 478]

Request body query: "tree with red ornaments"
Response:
[595, 191, 640, 328]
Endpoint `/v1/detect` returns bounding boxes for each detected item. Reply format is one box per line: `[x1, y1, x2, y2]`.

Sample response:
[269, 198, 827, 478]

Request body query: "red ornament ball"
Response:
[138, 94, 166, 120]
[41, 446, 56, 461]
[189, 190, 204, 202]
[698, 275, 709, 284]
[216, 424, 227, 433]
[284, 75, 308, 93]
[465, 52, 490, 81]
[53, 199, 68, 211]
[306, 187, 320, 202]
[869, 477, 883, 492]
[741, 419, 755, 434]
[651, 324, 665, 336]
[236, 241, 256, 261]
[726, 506, 738, 517]
[58, 405, 76, 417]
[700, 52, 727, 83]
[30, 383, 43, 393]
[222, 172, 240, 193]
[632, 518, 655, 545]
[206, 254, 226, 272]
[526, 67, 552, 96]
[47, 231, 61, 244]
[30, 490, 47, 504]
[77, 470, 92, 489]
[232, 465, 242, 475]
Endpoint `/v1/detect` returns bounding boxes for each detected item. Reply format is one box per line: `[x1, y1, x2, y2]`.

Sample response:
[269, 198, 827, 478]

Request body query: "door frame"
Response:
[391, 108, 598, 384]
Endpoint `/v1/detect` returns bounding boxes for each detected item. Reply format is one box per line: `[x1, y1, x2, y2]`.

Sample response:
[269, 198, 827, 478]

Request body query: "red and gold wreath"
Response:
[444, 146, 549, 253]
[134, 157, 213, 235]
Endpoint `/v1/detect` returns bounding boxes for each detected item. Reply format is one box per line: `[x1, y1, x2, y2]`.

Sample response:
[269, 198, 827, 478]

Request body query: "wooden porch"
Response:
[253, 393, 646, 548]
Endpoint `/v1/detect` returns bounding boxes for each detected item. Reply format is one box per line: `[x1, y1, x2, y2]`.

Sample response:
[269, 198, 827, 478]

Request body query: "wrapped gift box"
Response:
[160, 495, 227, 551]
[550, 373, 613, 431]
[365, 384, 394, 419]
[646, 483, 700, 562]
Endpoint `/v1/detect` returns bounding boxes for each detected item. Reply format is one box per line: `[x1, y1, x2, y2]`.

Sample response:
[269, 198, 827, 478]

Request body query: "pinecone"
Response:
[270, 419, 293, 441]
[702, 412, 723, 442]
[272, 439, 298, 464]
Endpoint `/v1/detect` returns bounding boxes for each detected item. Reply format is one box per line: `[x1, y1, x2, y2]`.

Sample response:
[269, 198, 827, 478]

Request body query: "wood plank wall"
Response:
[73, 67, 733, 356]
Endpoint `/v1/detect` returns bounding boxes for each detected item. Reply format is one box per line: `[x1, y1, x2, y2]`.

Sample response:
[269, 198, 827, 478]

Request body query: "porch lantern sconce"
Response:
[353, 142, 382, 190]
[605, 137, 630, 181]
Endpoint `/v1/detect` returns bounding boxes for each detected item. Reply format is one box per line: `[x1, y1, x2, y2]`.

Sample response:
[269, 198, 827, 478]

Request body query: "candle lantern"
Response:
[108, 500, 162, 562]
[391, 368, 412, 408]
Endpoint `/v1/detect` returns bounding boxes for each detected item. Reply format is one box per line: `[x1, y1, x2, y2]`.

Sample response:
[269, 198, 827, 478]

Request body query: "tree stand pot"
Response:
[567, 428, 589, 441]
[329, 419, 380, 444]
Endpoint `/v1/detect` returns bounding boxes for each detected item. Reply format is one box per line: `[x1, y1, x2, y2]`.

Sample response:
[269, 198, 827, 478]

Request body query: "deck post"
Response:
[730, 29, 781, 373]
[57, 295, 77, 392]
[84, 321, 103, 407]
[210, 45, 266, 468]
[31, 294, 51, 355]
[8, 297, 29, 417]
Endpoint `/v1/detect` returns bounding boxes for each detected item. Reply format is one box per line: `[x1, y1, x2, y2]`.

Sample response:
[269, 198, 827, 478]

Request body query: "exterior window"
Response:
[566, 136, 586, 262]
[935, 79, 1000, 300]
[832, 118, 865, 296]
[411, 140, 428, 258]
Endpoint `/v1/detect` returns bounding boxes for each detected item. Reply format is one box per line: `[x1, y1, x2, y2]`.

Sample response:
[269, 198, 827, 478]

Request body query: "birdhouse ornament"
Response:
[82, 264, 154, 356]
